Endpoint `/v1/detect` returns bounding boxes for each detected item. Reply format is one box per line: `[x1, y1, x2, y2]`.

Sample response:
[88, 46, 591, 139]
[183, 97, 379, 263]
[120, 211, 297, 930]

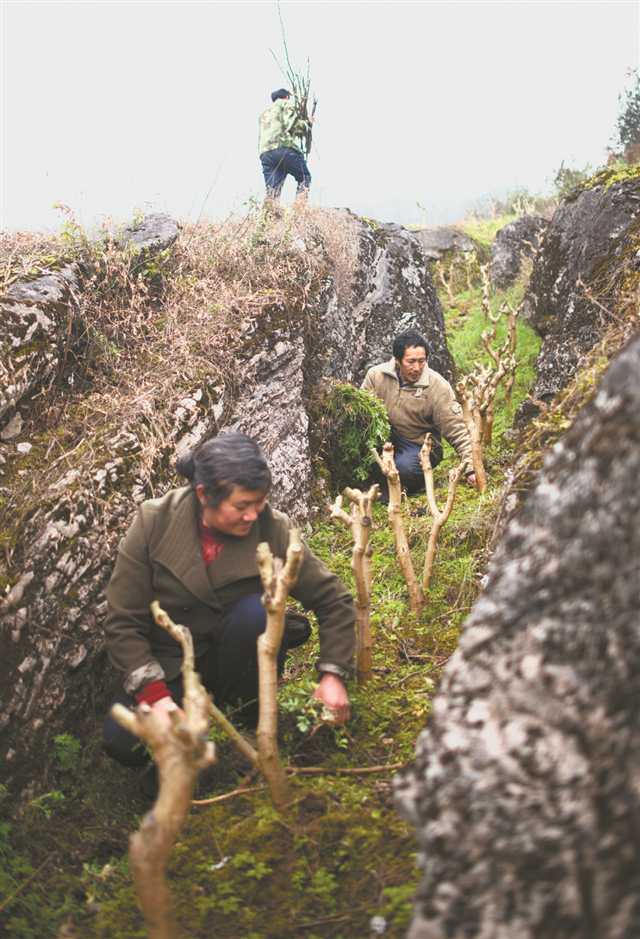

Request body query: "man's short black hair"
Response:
[271, 88, 291, 102]
[393, 329, 429, 361]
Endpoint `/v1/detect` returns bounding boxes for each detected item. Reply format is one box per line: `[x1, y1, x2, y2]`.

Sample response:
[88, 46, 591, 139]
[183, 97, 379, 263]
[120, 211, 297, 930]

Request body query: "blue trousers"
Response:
[260, 146, 311, 198]
[103, 593, 309, 766]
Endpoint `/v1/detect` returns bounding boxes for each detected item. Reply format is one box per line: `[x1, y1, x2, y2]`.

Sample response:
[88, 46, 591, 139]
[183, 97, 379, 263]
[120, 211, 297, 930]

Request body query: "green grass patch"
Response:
[444, 277, 541, 447]
[459, 213, 518, 248]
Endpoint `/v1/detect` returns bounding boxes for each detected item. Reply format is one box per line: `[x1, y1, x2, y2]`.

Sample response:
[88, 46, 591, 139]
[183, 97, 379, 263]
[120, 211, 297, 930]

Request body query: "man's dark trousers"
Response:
[387, 430, 443, 496]
[260, 147, 311, 197]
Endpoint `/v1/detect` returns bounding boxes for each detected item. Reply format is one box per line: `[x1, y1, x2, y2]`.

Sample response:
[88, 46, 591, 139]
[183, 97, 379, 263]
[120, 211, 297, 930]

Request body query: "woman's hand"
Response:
[313, 673, 351, 726]
[149, 696, 185, 733]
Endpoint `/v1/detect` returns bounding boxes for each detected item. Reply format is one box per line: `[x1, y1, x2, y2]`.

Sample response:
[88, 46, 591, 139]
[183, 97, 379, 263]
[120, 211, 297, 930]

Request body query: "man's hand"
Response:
[313, 673, 351, 726]
[466, 472, 478, 487]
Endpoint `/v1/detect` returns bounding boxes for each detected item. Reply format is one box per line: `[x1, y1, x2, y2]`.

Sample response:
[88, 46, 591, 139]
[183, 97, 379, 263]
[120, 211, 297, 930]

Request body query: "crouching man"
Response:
[361, 329, 476, 494]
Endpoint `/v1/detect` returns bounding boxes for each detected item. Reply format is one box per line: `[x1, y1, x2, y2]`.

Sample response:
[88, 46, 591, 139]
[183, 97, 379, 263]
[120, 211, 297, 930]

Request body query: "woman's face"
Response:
[196, 484, 268, 537]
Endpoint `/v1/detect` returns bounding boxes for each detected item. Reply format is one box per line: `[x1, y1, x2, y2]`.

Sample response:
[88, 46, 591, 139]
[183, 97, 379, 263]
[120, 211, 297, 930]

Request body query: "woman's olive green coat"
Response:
[105, 486, 355, 692]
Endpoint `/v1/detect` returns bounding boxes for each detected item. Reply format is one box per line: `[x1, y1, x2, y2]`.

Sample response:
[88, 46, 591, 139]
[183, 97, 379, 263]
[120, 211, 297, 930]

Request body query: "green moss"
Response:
[564, 160, 640, 202]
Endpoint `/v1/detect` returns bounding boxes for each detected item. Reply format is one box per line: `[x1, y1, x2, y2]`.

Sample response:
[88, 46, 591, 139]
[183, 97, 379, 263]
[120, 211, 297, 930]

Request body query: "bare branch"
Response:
[255, 529, 304, 811]
[480, 263, 492, 319]
[419, 439, 463, 590]
[330, 484, 379, 682]
[435, 260, 456, 305]
[329, 493, 353, 529]
[111, 602, 216, 939]
[208, 699, 258, 767]
[373, 443, 424, 614]
[464, 250, 477, 291]
[456, 379, 487, 493]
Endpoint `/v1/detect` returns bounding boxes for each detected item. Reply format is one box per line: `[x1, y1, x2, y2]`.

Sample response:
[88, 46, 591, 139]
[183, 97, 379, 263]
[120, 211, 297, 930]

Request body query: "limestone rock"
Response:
[224, 335, 311, 521]
[412, 225, 478, 261]
[353, 219, 454, 383]
[118, 212, 179, 254]
[395, 334, 640, 939]
[1, 413, 23, 441]
[524, 173, 640, 409]
[489, 214, 547, 288]
[0, 265, 79, 432]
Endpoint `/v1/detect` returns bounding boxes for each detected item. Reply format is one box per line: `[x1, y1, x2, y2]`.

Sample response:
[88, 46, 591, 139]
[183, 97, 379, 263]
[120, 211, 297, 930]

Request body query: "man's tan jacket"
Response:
[361, 358, 472, 472]
[105, 487, 355, 693]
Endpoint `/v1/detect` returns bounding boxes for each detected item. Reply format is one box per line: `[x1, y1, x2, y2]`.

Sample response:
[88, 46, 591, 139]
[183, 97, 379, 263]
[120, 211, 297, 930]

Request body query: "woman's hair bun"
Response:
[175, 448, 196, 481]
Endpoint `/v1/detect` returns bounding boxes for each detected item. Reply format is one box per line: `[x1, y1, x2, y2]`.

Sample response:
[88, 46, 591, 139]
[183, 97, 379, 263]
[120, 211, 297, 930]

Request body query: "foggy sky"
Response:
[1, 0, 638, 232]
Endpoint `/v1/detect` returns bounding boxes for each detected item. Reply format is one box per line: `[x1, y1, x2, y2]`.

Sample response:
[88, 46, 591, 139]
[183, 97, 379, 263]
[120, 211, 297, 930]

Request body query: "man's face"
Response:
[397, 345, 427, 384]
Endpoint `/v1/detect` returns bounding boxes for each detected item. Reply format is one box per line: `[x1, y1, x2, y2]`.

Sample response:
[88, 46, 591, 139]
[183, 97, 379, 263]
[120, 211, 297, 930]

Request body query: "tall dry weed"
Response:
[0, 230, 67, 292]
[5, 204, 363, 499]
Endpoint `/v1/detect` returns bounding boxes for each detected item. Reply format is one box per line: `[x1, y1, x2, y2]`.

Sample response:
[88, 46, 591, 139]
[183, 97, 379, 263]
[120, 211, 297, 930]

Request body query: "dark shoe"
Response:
[284, 611, 312, 649]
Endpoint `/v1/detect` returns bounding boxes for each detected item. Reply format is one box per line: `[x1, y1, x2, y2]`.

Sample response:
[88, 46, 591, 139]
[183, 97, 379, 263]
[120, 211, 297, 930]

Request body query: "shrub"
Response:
[470, 187, 555, 221]
[310, 382, 390, 495]
[552, 161, 594, 200]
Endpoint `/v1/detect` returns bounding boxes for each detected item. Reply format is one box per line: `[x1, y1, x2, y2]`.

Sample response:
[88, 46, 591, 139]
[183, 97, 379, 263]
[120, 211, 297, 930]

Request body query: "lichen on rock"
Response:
[522, 167, 640, 415]
[396, 334, 640, 939]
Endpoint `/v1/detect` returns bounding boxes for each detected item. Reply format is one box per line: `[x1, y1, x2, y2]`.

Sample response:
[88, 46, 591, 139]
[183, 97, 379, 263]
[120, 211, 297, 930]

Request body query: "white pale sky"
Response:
[1, 0, 638, 232]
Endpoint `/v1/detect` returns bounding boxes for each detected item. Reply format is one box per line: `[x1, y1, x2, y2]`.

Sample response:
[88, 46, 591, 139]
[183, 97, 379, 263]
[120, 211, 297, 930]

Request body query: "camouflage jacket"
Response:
[258, 98, 310, 155]
[361, 359, 473, 472]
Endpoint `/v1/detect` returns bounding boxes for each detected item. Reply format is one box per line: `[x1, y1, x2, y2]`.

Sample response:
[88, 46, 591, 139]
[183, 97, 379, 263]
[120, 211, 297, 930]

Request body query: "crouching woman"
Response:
[103, 432, 354, 768]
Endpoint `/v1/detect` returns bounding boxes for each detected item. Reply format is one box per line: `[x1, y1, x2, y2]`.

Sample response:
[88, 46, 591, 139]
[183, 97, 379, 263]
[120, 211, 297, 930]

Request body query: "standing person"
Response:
[103, 433, 353, 773]
[258, 88, 312, 201]
[361, 329, 477, 495]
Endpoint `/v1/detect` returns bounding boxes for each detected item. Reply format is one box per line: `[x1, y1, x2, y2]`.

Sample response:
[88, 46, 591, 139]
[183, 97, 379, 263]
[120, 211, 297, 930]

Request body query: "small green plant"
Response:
[27, 790, 65, 819]
[279, 677, 324, 733]
[379, 881, 417, 920]
[53, 733, 82, 773]
[310, 382, 390, 493]
[279, 676, 350, 749]
[230, 850, 272, 881]
[308, 866, 338, 909]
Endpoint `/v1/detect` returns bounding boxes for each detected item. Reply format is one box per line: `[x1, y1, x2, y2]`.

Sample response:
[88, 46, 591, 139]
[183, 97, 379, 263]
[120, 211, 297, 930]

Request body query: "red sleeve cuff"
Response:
[135, 680, 171, 706]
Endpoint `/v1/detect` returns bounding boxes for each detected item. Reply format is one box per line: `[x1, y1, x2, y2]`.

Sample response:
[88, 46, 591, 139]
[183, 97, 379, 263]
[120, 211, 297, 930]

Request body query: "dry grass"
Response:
[0, 230, 67, 292]
[4, 205, 364, 521]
